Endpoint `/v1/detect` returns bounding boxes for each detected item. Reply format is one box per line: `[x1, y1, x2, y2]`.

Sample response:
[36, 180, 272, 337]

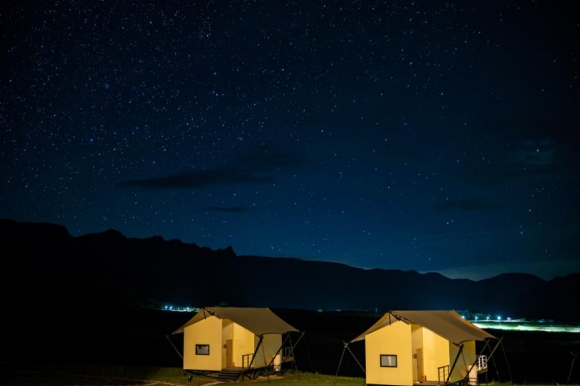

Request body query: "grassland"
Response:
[2, 364, 578, 386]
[3, 364, 366, 385]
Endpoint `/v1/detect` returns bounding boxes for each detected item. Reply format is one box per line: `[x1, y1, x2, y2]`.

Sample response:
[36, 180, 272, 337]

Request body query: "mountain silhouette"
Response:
[2, 218, 578, 322]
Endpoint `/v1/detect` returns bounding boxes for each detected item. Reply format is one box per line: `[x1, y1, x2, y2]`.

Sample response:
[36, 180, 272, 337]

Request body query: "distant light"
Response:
[475, 316, 478, 320]
[497, 316, 501, 321]
[486, 316, 490, 320]
[473, 322, 580, 333]
[461, 315, 465, 319]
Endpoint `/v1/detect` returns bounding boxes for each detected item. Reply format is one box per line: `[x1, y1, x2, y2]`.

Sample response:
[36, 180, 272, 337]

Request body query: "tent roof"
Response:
[172, 307, 299, 336]
[350, 310, 496, 345]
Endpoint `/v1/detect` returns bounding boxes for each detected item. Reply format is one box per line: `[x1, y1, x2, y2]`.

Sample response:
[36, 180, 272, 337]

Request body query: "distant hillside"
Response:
[2, 218, 579, 322]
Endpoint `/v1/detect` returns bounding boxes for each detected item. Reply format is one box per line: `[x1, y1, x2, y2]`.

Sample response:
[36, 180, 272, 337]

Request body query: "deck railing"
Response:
[241, 353, 254, 370]
[282, 346, 294, 361]
[438, 365, 450, 384]
[477, 355, 488, 372]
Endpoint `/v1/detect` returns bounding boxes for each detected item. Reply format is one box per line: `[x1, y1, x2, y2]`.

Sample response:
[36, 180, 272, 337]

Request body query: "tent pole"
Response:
[268, 333, 292, 369]
[446, 344, 464, 384]
[334, 342, 348, 377]
[244, 335, 264, 381]
[288, 333, 298, 375]
[464, 338, 494, 385]
[260, 336, 268, 380]
[291, 331, 306, 350]
[498, 338, 513, 384]
[487, 337, 503, 361]
[567, 351, 578, 384]
[485, 337, 511, 383]
[345, 342, 366, 375]
[300, 332, 315, 376]
[287, 333, 297, 376]
[291, 331, 308, 373]
[287, 332, 301, 375]
[165, 335, 183, 360]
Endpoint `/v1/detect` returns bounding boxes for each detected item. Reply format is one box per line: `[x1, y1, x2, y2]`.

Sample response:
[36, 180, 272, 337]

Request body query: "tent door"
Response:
[416, 348, 424, 381]
[226, 339, 234, 368]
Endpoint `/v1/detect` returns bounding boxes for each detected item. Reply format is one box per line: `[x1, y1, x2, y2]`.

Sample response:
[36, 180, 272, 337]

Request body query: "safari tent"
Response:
[172, 307, 300, 381]
[349, 310, 498, 386]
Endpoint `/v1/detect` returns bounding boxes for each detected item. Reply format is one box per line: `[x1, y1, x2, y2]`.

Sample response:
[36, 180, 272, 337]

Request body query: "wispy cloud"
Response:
[460, 134, 580, 185]
[121, 150, 305, 189]
[120, 168, 272, 189]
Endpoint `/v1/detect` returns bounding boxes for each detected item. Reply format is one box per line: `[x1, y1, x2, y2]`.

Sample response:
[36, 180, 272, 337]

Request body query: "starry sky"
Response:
[2, 0, 579, 281]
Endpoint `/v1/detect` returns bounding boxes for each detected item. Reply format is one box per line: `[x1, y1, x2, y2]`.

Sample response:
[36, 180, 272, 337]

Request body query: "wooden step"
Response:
[217, 368, 242, 382]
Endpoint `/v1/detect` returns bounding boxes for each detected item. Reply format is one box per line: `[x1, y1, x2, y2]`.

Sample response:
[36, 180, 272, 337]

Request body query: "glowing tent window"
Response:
[380, 354, 397, 367]
[196, 344, 210, 355]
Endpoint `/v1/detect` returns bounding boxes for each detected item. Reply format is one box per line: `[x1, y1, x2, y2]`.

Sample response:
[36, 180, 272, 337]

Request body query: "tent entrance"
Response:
[416, 348, 425, 382]
[226, 339, 234, 368]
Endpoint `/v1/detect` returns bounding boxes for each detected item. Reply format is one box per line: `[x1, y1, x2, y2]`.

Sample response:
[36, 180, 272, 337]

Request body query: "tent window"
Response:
[196, 344, 210, 355]
[380, 354, 397, 368]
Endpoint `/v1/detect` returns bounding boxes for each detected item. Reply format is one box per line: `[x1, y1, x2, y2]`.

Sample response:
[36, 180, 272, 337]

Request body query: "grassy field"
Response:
[2, 364, 366, 385]
[3, 364, 578, 386]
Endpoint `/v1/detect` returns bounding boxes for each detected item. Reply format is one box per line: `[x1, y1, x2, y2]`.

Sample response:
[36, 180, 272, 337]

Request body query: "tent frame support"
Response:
[334, 341, 366, 385]
[462, 337, 500, 384]
[451, 337, 507, 386]
[270, 331, 304, 373]
[242, 335, 264, 381]
[164, 334, 183, 361]
[242, 331, 306, 381]
[446, 343, 464, 384]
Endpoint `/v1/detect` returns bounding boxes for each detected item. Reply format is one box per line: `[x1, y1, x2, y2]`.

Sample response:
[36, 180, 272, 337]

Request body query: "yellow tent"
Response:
[350, 310, 497, 386]
[172, 307, 299, 381]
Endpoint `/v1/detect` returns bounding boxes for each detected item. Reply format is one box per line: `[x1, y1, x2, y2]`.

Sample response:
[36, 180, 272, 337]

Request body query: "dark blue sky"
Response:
[2, 0, 579, 280]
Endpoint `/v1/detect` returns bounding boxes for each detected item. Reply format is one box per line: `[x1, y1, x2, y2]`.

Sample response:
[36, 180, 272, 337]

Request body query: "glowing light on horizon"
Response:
[474, 322, 580, 333]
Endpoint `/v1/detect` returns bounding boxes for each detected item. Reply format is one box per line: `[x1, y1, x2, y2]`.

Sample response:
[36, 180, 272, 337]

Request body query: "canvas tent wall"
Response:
[350, 310, 497, 386]
[172, 307, 299, 373]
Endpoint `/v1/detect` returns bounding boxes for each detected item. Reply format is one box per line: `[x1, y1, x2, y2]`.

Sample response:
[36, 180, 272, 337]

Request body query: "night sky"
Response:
[2, 0, 579, 281]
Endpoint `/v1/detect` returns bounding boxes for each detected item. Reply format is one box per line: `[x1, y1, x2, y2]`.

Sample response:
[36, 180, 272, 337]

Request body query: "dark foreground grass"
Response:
[1, 364, 577, 386]
[1, 364, 365, 386]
